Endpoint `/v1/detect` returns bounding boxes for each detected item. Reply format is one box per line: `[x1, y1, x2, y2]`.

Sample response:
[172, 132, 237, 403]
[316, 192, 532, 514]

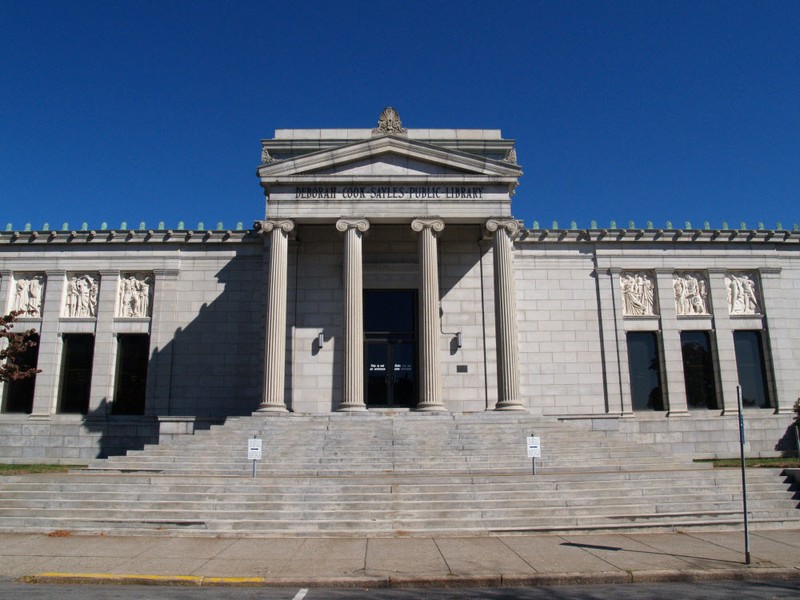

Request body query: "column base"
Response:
[256, 403, 288, 413]
[337, 403, 367, 412]
[666, 409, 690, 417]
[494, 401, 526, 411]
[415, 403, 448, 412]
[27, 413, 52, 421]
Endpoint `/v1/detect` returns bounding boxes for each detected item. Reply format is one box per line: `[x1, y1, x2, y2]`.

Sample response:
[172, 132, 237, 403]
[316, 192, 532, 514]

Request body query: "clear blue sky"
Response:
[1, 1, 798, 231]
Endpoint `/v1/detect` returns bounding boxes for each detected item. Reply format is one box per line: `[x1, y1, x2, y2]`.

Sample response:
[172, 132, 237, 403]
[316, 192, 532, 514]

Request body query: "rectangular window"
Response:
[627, 332, 664, 410]
[733, 330, 771, 408]
[59, 334, 94, 414]
[113, 334, 149, 415]
[681, 331, 718, 409]
[3, 332, 40, 414]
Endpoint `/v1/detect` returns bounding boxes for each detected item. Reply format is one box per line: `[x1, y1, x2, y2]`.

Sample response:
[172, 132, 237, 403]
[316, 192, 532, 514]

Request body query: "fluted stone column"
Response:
[258, 219, 294, 412]
[412, 218, 447, 411]
[336, 218, 369, 411]
[486, 218, 524, 410]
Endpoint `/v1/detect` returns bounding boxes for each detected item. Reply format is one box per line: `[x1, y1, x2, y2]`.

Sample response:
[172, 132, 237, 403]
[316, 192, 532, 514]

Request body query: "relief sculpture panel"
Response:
[11, 273, 45, 317]
[118, 273, 153, 318]
[725, 272, 761, 315]
[620, 271, 657, 316]
[673, 271, 710, 315]
[64, 274, 99, 317]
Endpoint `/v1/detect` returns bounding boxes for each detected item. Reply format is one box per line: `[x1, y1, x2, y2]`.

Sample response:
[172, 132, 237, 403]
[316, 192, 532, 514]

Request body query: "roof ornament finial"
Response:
[502, 147, 518, 164]
[372, 106, 407, 136]
[261, 144, 275, 164]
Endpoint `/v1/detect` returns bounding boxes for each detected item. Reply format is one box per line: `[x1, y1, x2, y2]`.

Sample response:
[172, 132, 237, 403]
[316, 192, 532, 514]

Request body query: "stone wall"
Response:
[2, 226, 799, 461]
[563, 412, 796, 459]
[0, 414, 159, 463]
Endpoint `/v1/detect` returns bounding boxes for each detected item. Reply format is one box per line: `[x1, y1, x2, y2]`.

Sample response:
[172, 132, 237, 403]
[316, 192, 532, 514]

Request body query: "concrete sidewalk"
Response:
[3, 529, 800, 588]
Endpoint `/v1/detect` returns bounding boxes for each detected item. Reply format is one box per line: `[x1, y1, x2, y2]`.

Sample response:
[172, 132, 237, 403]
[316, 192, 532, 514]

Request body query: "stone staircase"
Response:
[0, 412, 797, 536]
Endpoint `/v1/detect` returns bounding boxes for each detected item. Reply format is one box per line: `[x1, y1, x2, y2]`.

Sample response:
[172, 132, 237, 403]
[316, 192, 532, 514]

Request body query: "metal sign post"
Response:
[527, 435, 541, 476]
[248, 436, 262, 478]
[736, 385, 751, 565]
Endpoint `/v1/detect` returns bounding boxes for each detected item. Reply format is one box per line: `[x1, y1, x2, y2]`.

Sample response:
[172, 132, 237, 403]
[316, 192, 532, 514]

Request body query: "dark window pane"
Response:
[113, 334, 149, 415]
[364, 290, 415, 334]
[59, 334, 94, 414]
[733, 330, 771, 408]
[627, 332, 664, 411]
[681, 331, 718, 410]
[3, 333, 40, 414]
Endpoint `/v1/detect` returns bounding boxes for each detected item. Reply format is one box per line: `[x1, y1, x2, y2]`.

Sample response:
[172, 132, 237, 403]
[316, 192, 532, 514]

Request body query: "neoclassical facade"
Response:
[0, 108, 797, 462]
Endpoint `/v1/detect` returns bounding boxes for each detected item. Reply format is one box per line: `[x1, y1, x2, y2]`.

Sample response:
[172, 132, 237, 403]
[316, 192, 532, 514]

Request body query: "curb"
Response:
[18, 568, 800, 588]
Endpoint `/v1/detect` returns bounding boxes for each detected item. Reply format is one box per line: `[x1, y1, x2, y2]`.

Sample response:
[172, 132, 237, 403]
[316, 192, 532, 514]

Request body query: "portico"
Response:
[255, 108, 524, 413]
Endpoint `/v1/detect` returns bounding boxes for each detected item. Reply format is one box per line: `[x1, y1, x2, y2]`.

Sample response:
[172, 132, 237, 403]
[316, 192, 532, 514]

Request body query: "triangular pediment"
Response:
[308, 155, 474, 177]
[257, 135, 522, 181]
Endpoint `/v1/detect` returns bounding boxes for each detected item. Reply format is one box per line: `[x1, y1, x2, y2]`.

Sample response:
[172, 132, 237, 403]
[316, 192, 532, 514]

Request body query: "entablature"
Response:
[517, 228, 800, 245]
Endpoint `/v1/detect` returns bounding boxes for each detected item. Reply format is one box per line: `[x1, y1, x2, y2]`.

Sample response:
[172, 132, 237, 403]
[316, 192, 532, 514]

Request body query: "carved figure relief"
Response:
[673, 272, 709, 315]
[620, 271, 657, 316]
[12, 274, 45, 316]
[118, 273, 153, 318]
[372, 106, 406, 135]
[64, 274, 99, 318]
[726, 272, 760, 315]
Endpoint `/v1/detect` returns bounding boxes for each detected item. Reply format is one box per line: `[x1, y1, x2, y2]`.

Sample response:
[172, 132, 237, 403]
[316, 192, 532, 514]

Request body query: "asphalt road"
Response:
[2, 580, 800, 599]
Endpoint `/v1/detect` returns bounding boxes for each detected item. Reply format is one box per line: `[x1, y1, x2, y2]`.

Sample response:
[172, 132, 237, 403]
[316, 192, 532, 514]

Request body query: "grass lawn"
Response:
[696, 457, 800, 469]
[0, 464, 86, 476]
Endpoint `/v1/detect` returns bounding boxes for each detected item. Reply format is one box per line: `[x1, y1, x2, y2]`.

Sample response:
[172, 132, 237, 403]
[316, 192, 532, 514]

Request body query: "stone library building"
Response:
[0, 107, 797, 463]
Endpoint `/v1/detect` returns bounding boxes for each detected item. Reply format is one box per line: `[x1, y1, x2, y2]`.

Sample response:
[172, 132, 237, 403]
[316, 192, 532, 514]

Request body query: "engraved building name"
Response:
[295, 186, 485, 200]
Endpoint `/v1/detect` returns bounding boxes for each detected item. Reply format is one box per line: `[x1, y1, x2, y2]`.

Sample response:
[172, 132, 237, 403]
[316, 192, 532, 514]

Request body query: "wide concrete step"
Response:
[2, 511, 798, 538]
[0, 481, 785, 502]
[0, 493, 796, 519]
[2, 414, 796, 537]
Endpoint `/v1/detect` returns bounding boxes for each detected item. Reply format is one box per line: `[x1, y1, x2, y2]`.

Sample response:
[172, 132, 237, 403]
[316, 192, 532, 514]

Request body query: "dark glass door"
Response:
[366, 341, 415, 407]
[364, 290, 417, 408]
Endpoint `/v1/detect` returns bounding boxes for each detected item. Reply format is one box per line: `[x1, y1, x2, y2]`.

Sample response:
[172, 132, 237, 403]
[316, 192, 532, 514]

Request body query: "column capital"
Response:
[152, 269, 180, 280]
[336, 218, 370, 233]
[255, 219, 295, 234]
[758, 266, 782, 278]
[411, 218, 445, 233]
[485, 218, 522, 240]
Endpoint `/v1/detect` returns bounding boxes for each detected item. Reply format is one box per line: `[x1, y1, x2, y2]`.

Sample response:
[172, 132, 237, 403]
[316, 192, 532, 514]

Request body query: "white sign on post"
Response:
[526, 436, 541, 459]
[248, 438, 263, 460]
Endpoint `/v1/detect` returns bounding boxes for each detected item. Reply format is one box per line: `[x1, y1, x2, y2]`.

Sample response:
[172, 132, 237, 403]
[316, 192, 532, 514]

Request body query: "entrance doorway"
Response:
[364, 290, 417, 408]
